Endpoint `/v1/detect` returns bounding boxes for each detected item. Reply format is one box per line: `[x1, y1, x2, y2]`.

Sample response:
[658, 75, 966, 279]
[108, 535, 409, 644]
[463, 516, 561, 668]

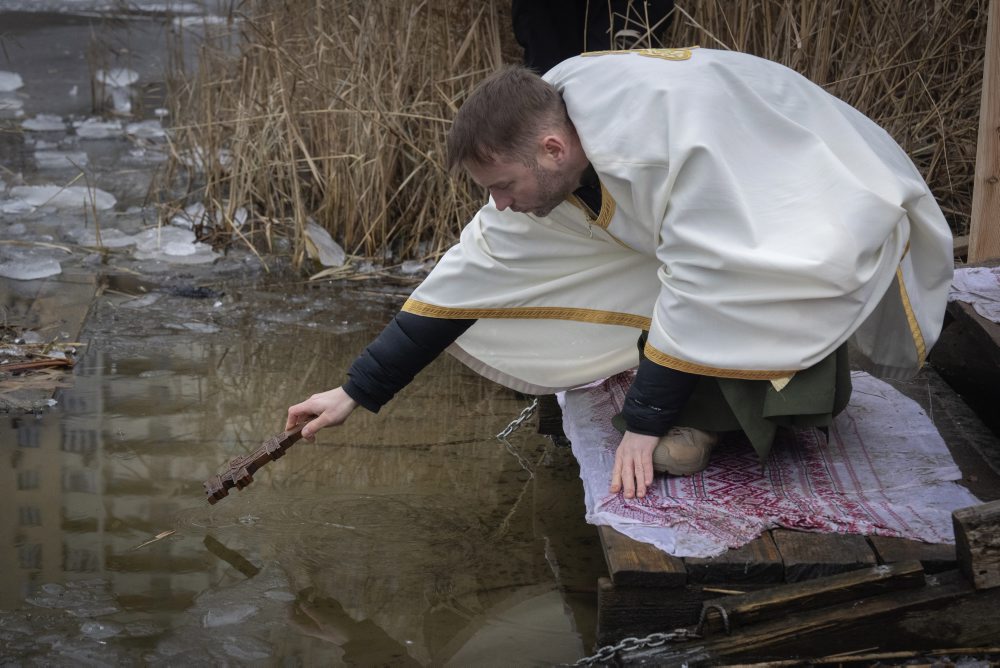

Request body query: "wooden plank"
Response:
[868, 536, 956, 574]
[626, 570, 976, 664]
[597, 525, 687, 588]
[954, 499, 1000, 589]
[771, 529, 877, 582]
[596, 576, 721, 646]
[699, 560, 925, 632]
[970, 0, 1000, 262]
[684, 533, 784, 585]
[948, 299, 1000, 362]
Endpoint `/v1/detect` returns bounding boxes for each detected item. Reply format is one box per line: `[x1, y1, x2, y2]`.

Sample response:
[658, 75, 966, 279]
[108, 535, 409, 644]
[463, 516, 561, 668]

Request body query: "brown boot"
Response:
[652, 427, 720, 475]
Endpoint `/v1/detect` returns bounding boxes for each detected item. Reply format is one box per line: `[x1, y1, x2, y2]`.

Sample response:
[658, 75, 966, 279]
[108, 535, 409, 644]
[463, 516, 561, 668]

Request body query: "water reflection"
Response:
[1, 282, 602, 664]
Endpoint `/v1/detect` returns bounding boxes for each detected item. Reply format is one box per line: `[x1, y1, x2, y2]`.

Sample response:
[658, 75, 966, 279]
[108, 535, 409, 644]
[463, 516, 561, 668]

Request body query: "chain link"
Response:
[573, 629, 700, 666]
[495, 398, 539, 475]
[495, 398, 539, 441]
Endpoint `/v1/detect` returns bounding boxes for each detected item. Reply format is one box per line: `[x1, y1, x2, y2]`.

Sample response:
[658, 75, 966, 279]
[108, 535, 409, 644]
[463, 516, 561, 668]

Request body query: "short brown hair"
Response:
[446, 65, 569, 172]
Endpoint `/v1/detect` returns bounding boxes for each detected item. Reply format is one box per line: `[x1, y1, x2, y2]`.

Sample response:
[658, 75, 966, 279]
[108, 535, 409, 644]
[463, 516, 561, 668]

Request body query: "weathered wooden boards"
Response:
[698, 560, 925, 632]
[596, 497, 1000, 661]
[626, 570, 986, 664]
[595, 524, 960, 645]
[599, 524, 686, 587]
[954, 499, 1000, 589]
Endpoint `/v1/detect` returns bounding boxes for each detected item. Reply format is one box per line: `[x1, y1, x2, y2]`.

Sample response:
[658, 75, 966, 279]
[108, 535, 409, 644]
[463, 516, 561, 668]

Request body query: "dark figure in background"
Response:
[512, 0, 675, 74]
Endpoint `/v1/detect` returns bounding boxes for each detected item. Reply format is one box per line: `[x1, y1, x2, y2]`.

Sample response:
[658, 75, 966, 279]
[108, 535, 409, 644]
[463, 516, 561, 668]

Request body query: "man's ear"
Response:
[539, 134, 568, 164]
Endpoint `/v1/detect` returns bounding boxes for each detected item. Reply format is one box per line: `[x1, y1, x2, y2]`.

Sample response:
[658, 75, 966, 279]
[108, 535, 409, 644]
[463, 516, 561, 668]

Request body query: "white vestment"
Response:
[403, 48, 953, 395]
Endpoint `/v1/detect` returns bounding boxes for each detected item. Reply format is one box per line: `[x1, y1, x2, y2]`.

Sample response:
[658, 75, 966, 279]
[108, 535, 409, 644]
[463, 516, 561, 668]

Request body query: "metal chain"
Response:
[495, 398, 539, 475]
[495, 398, 539, 441]
[573, 629, 701, 666]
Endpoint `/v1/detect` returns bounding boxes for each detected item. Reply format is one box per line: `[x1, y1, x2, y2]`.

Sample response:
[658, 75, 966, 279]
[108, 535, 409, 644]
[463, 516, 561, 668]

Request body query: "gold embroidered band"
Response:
[581, 47, 698, 61]
[402, 299, 651, 329]
[643, 342, 800, 380]
[895, 267, 926, 365]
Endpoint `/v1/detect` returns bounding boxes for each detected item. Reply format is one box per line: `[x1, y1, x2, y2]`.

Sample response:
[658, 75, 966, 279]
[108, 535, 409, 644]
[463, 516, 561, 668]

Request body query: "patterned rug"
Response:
[560, 371, 981, 558]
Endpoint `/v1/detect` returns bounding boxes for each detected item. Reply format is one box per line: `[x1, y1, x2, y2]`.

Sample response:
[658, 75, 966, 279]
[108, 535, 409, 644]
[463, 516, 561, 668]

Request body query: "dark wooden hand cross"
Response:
[204, 419, 312, 504]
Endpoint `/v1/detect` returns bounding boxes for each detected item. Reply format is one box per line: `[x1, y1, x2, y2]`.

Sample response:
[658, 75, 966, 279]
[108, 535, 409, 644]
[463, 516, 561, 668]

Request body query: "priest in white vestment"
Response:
[287, 47, 953, 501]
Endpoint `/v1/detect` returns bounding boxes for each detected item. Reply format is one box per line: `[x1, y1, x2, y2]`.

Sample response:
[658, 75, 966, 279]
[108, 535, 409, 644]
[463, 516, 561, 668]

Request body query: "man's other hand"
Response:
[286, 387, 359, 440]
[609, 431, 659, 499]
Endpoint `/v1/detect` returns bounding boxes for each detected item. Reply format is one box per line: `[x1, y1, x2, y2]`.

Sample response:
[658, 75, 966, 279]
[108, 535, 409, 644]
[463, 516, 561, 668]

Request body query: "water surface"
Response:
[1, 280, 604, 665]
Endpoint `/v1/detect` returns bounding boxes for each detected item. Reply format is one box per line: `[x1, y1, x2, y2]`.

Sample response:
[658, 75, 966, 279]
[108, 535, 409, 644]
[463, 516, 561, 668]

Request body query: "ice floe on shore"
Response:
[22, 113, 66, 131]
[8, 185, 116, 211]
[74, 117, 124, 139]
[1, 72, 25, 117]
[0, 246, 66, 281]
[125, 119, 167, 140]
[0, 71, 24, 92]
[73, 225, 220, 264]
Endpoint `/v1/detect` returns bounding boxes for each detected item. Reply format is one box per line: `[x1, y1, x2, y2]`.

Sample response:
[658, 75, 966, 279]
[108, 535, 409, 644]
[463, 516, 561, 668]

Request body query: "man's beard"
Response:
[527, 162, 578, 217]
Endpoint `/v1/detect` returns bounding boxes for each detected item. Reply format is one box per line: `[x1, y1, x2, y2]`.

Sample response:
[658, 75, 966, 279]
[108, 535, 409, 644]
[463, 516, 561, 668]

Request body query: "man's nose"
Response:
[492, 192, 512, 211]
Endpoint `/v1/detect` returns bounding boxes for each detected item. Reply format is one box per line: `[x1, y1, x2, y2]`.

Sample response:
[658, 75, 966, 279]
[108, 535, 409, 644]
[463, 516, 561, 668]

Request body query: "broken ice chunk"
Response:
[125, 120, 166, 140]
[131, 226, 220, 264]
[304, 221, 346, 267]
[74, 118, 123, 139]
[9, 185, 116, 211]
[0, 71, 24, 92]
[0, 258, 62, 280]
[1, 199, 36, 215]
[74, 227, 135, 248]
[23, 114, 66, 132]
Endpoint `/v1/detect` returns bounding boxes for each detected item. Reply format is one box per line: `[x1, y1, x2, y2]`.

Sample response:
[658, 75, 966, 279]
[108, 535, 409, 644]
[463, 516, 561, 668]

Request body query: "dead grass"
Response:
[156, 0, 509, 268]
[156, 0, 987, 268]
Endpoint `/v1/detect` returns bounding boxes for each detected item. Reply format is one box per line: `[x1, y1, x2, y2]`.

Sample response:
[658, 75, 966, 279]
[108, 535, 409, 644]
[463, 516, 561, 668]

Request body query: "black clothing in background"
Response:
[512, 0, 675, 74]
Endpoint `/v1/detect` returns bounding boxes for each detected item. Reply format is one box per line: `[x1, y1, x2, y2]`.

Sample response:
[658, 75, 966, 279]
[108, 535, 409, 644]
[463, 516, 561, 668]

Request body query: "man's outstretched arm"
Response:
[286, 312, 475, 439]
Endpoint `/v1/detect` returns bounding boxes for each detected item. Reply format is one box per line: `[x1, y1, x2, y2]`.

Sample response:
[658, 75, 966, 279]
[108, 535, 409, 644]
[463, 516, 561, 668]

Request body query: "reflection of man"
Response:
[288, 49, 952, 502]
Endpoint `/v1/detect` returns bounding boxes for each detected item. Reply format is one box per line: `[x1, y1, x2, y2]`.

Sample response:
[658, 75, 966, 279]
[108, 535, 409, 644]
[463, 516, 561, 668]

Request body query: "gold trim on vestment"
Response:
[565, 183, 630, 249]
[594, 182, 616, 230]
[581, 47, 699, 61]
[643, 342, 801, 380]
[402, 298, 651, 329]
[895, 267, 927, 365]
[566, 194, 592, 218]
[565, 182, 616, 230]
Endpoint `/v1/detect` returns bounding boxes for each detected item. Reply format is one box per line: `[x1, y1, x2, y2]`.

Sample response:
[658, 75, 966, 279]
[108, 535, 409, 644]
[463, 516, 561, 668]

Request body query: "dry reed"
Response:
[156, 0, 510, 267]
[156, 0, 987, 268]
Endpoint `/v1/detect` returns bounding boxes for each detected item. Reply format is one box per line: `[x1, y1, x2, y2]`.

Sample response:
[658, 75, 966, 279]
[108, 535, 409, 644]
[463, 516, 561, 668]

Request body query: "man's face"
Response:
[465, 155, 577, 218]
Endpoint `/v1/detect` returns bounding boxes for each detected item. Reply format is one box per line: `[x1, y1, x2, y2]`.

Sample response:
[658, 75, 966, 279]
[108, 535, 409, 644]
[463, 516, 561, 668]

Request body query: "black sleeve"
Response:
[621, 356, 698, 437]
[342, 312, 475, 413]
